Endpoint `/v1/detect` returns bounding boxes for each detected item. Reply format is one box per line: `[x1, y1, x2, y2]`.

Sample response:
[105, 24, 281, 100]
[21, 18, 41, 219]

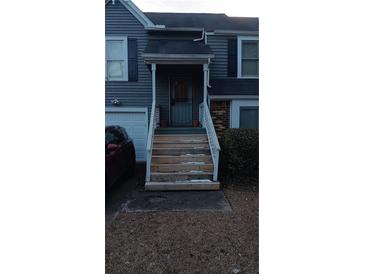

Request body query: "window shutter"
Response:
[128, 38, 138, 81]
[228, 38, 237, 77]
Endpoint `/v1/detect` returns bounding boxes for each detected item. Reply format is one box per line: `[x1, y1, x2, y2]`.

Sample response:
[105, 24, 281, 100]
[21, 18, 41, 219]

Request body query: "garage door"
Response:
[105, 107, 148, 161]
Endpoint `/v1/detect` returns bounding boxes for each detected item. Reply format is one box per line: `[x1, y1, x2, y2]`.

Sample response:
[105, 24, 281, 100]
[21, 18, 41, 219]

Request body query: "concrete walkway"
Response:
[120, 190, 232, 213]
[106, 163, 231, 227]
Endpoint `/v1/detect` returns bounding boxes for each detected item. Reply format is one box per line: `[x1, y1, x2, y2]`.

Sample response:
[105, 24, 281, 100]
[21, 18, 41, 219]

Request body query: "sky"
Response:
[132, 0, 260, 17]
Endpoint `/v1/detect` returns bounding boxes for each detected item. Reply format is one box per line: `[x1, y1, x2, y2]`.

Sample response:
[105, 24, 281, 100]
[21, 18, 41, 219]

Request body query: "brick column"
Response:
[210, 100, 230, 137]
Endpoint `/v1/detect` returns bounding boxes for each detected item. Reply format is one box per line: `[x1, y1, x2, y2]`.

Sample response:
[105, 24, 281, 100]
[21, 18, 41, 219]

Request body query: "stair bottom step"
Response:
[151, 172, 213, 182]
[145, 180, 220, 191]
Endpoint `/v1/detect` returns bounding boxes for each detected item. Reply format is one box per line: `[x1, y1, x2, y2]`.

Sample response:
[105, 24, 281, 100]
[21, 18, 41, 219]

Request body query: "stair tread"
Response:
[154, 140, 208, 143]
[152, 154, 210, 157]
[153, 148, 209, 150]
[154, 143, 209, 146]
[147, 180, 217, 184]
[153, 147, 209, 150]
[151, 163, 213, 166]
[145, 181, 220, 191]
[151, 171, 213, 175]
[151, 155, 212, 164]
[155, 134, 207, 137]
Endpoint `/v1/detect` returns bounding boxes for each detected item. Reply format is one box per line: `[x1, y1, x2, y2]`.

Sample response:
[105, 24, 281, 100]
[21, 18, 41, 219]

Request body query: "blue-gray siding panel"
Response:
[156, 66, 169, 122]
[105, 1, 152, 115]
[207, 35, 235, 79]
[207, 34, 259, 96]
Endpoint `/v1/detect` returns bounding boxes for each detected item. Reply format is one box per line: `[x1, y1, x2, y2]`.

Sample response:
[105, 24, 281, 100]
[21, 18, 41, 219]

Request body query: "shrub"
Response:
[219, 129, 259, 179]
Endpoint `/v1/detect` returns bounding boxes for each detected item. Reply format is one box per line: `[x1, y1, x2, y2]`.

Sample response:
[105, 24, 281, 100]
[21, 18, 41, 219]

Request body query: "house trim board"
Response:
[230, 99, 259, 128]
[105, 36, 129, 81]
[106, 0, 155, 28]
[237, 35, 259, 80]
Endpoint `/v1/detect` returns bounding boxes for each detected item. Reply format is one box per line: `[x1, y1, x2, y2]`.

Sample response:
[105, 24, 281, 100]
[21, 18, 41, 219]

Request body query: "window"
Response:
[231, 99, 259, 128]
[106, 37, 128, 81]
[239, 107, 258, 129]
[238, 36, 259, 78]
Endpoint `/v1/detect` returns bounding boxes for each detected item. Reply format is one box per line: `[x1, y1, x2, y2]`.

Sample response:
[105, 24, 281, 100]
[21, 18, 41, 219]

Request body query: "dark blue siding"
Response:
[105, 1, 152, 113]
[207, 35, 236, 79]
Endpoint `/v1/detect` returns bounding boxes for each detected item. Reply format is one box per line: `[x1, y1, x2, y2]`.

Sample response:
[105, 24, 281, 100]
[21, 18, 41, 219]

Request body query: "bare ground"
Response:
[105, 178, 258, 274]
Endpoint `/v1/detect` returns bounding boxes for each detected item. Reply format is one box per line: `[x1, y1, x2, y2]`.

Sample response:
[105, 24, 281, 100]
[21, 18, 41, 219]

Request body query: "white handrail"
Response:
[200, 102, 221, 181]
[146, 102, 157, 182]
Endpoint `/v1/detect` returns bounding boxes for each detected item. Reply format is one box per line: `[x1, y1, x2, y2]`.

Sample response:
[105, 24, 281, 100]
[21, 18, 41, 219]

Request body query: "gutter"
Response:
[212, 30, 259, 35]
[145, 26, 203, 32]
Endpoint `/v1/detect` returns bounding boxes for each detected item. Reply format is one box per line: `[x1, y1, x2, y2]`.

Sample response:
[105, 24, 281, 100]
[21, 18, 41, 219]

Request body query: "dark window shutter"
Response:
[128, 38, 138, 81]
[228, 38, 237, 77]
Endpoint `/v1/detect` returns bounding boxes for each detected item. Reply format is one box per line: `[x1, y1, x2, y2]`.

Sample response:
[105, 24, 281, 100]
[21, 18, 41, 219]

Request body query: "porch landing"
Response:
[155, 127, 206, 135]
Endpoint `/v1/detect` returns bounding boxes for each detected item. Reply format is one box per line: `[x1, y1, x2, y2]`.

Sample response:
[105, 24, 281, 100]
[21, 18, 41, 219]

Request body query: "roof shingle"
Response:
[145, 12, 258, 32]
[143, 40, 213, 55]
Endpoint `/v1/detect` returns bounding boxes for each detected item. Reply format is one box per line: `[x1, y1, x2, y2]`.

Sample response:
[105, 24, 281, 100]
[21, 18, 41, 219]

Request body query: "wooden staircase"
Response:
[145, 128, 220, 191]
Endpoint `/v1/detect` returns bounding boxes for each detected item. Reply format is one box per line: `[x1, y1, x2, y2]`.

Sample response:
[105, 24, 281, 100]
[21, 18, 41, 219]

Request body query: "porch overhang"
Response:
[142, 53, 214, 64]
[142, 39, 214, 64]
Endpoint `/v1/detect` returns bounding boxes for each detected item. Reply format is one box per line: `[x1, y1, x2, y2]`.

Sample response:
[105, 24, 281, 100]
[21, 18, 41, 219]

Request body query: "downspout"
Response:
[207, 58, 211, 108]
[196, 30, 212, 88]
[193, 30, 212, 89]
[193, 29, 205, 42]
[207, 58, 211, 88]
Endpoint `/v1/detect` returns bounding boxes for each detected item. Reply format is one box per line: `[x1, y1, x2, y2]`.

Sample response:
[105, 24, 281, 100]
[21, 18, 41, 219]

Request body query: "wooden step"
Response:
[153, 148, 210, 156]
[154, 134, 207, 142]
[151, 163, 214, 173]
[155, 128, 206, 135]
[150, 172, 213, 182]
[154, 139, 208, 144]
[153, 142, 209, 149]
[152, 155, 212, 164]
[145, 180, 220, 191]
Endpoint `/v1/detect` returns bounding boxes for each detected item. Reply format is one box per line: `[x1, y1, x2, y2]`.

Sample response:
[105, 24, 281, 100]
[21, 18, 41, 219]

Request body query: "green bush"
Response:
[219, 129, 259, 179]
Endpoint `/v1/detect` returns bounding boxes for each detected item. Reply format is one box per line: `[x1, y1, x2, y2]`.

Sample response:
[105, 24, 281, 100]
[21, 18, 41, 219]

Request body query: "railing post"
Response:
[146, 63, 157, 184]
[203, 63, 208, 104]
[152, 63, 156, 103]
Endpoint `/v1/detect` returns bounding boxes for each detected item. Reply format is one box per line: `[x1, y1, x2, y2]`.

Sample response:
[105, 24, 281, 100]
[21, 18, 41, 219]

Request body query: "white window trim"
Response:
[237, 35, 259, 79]
[106, 36, 128, 81]
[230, 99, 259, 128]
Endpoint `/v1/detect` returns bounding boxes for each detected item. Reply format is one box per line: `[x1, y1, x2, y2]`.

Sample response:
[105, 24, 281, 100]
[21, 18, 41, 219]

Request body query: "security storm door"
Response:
[170, 77, 193, 126]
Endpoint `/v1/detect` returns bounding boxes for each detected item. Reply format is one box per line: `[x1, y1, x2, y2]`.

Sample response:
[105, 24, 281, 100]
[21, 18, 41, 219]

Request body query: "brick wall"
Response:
[210, 100, 230, 137]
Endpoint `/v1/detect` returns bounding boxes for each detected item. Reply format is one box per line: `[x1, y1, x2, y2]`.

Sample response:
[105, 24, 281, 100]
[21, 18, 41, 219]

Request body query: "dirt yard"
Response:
[105, 178, 258, 274]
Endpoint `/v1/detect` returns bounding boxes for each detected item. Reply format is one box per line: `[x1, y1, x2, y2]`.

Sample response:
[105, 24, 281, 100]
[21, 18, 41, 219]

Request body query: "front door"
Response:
[170, 77, 193, 126]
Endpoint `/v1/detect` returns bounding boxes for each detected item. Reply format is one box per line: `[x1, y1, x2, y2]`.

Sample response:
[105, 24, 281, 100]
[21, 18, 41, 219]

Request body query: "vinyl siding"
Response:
[148, 32, 203, 40]
[207, 34, 260, 96]
[105, 1, 152, 115]
[207, 35, 235, 79]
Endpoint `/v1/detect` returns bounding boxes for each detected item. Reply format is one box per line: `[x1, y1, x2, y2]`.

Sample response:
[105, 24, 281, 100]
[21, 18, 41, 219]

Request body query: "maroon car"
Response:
[105, 126, 136, 189]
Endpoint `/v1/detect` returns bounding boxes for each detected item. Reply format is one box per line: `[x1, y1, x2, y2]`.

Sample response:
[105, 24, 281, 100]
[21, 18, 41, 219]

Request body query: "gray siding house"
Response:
[105, 0, 259, 190]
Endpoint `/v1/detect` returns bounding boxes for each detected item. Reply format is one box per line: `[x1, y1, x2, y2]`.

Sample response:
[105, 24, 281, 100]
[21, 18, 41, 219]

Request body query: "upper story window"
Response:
[106, 36, 128, 81]
[237, 36, 259, 78]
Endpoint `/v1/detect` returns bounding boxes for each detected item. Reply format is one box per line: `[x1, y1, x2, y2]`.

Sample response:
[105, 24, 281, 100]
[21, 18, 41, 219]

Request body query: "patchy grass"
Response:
[106, 177, 258, 274]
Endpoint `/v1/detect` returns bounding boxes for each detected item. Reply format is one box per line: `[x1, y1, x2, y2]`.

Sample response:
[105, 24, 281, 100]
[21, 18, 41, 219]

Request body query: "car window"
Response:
[120, 128, 129, 140]
[105, 128, 125, 145]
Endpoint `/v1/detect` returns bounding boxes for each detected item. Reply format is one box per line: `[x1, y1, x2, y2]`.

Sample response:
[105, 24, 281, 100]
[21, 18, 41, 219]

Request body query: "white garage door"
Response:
[105, 107, 148, 161]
